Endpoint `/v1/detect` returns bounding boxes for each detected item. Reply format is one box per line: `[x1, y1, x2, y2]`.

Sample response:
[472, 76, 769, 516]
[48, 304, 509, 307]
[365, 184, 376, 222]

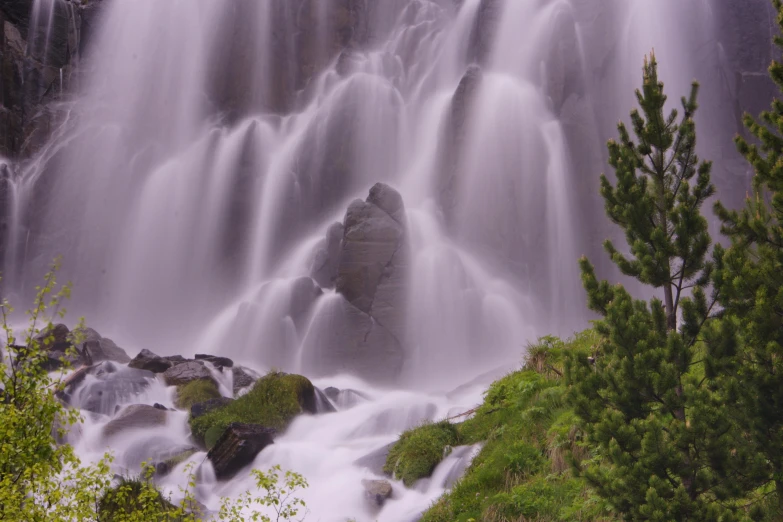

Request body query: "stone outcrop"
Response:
[207, 423, 276, 480]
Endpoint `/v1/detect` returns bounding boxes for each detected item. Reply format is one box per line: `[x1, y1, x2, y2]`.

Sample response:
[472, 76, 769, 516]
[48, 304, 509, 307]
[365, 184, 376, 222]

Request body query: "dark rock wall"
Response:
[0, 0, 102, 159]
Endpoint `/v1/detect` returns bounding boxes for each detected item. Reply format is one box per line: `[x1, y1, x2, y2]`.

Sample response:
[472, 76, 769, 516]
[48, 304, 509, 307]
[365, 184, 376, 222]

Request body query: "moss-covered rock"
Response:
[383, 421, 461, 487]
[175, 379, 221, 410]
[188, 371, 316, 445]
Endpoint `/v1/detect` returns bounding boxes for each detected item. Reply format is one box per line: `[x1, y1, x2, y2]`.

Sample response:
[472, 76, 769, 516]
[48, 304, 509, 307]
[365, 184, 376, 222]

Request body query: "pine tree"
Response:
[567, 54, 749, 520]
[711, 0, 783, 514]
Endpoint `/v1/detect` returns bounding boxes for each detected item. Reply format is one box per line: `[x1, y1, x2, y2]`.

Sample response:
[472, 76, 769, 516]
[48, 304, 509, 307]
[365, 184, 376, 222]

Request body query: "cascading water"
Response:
[2, 0, 732, 519]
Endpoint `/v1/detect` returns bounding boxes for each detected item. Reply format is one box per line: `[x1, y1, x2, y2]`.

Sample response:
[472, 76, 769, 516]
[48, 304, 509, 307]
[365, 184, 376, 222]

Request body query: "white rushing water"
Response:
[2, 0, 726, 519]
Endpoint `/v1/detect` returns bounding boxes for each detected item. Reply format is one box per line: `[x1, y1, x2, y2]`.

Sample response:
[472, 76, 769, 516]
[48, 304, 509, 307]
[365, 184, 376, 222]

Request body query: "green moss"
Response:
[174, 379, 221, 410]
[384, 421, 461, 487]
[420, 331, 615, 522]
[189, 371, 314, 444]
[204, 425, 224, 450]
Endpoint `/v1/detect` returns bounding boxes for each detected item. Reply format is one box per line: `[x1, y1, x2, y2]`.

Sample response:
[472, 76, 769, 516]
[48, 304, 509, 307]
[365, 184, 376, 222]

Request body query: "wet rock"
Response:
[103, 404, 167, 438]
[314, 387, 337, 413]
[336, 186, 405, 314]
[289, 276, 323, 327]
[154, 448, 197, 477]
[311, 222, 344, 288]
[128, 349, 172, 373]
[323, 386, 368, 409]
[207, 423, 276, 480]
[76, 328, 131, 364]
[354, 443, 394, 476]
[30, 324, 90, 370]
[195, 354, 233, 369]
[191, 397, 234, 419]
[324, 387, 340, 401]
[231, 366, 257, 395]
[361, 479, 393, 507]
[153, 403, 169, 411]
[66, 362, 155, 415]
[163, 361, 215, 386]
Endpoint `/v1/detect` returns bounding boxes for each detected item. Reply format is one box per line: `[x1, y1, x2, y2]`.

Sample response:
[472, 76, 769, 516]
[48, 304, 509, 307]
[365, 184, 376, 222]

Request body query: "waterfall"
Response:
[5, 0, 723, 386]
[0, 0, 738, 519]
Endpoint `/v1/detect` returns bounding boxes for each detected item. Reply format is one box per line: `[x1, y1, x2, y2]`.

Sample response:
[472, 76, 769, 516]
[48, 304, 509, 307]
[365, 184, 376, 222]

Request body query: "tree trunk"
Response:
[776, 479, 783, 516]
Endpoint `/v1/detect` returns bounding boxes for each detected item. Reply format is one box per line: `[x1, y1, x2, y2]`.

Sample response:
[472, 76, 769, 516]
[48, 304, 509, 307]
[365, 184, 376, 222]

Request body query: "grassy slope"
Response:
[405, 331, 617, 522]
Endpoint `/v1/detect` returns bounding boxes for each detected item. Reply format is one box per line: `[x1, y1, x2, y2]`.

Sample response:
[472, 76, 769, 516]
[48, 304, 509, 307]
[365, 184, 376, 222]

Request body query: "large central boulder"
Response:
[306, 183, 408, 382]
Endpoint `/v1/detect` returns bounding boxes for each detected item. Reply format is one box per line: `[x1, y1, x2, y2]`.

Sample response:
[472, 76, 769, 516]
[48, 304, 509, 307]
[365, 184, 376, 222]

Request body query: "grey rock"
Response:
[78, 329, 131, 364]
[362, 479, 393, 507]
[231, 366, 257, 395]
[128, 349, 172, 373]
[207, 423, 276, 480]
[191, 397, 234, 419]
[103, 404, 167, 438]
[163, 361, 214, 387]
[195, 353, 234, 369]
[354, 443, 394, 476]
[311, 222, 344, 288]
[66, 362, 155, 415]
[314, 387, 337, 413]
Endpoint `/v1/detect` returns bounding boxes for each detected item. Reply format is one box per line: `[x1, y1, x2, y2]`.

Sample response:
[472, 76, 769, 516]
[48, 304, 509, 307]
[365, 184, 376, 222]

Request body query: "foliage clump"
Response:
[175, 380, 221, 410]
[189, 371, 315, 444]
[384, 421, 461, 486]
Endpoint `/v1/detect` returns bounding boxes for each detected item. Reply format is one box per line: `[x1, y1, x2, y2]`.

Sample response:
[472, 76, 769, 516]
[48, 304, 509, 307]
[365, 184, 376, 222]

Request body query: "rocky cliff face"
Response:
[0, 0, 101, 159]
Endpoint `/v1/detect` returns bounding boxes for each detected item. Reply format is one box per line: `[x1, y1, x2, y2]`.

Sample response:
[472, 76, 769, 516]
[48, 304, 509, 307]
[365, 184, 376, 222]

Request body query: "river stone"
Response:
[314, 387, 337, 413]
[354, 443, 394, 476]
[207, 423, 276, 480]
[61, 361, 155, 414]
[128, 349, 172, 373]
[163, 361, 214, 386]
[195, 354, 234, 369]
[79, 334, 131, 364]
[231, 366, 256, 395]
[361, 479, 393, 507]
[103, 404, 167, 438]
[191, 397, 234, 419]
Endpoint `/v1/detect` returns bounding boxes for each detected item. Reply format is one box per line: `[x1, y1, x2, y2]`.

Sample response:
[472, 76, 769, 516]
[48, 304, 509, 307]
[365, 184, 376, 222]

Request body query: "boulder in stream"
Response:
[207, 423, 276, 480]
[103, 404, 168, 438]
[128, 349, 172, 373]
[361, 479, 393, 507]
[163, 361, 215, 387]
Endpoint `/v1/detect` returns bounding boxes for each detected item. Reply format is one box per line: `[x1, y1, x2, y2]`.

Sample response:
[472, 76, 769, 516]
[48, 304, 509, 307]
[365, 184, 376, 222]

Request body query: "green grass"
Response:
[189, 371, 314, 445]
[416, 330, 615, 522]
[174, 380, 221, 410]
[384, 421, 462, 486]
